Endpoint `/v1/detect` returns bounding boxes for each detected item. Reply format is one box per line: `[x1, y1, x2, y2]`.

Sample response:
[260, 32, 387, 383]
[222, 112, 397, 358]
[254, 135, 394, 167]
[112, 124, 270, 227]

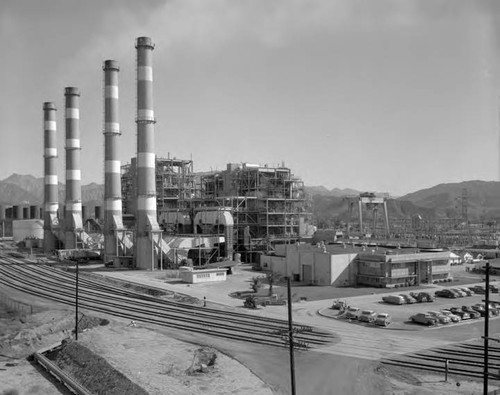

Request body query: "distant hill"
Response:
[305, 186, 361, 197]
[399, 180, 500, 220]
[0, 174, 104, 206]
[2, 174, 500, 223]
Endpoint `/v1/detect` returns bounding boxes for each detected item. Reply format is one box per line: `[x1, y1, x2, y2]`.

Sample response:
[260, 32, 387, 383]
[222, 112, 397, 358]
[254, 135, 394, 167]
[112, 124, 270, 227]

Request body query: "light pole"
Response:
[75, 259, 79, 340]
[484, 260, 490, 395]
[286, 276, 296, 395]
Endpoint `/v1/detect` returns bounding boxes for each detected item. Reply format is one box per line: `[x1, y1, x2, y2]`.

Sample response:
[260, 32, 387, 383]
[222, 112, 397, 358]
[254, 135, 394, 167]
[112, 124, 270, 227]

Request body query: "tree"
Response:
[250, 276, 263, 293]
[266, 271, 280, 296]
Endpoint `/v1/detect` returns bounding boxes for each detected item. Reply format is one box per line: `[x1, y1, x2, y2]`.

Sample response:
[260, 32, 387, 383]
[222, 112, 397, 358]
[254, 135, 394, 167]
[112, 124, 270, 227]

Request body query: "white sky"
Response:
[0, 0, 499, 196]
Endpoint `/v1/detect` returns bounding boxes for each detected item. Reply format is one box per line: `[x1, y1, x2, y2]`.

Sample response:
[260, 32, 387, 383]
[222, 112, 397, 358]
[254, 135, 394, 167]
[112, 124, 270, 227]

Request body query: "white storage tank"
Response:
[13, 220, 44, 243]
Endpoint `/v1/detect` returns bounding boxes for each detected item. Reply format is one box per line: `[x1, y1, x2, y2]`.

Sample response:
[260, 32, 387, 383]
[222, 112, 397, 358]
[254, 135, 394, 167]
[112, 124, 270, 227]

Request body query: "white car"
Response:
[427, 311, 451, 324]
[345, 307, 360, 319]
[440, 309, 461, 322]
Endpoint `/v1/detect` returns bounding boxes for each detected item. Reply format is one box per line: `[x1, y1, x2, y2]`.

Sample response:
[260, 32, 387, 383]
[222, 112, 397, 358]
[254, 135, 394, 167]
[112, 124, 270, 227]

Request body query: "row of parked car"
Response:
[382, 291, 435, 305]
[410, 302, 500, 326]
[342, 307, 392, 327]
[434, 285, 499, 298]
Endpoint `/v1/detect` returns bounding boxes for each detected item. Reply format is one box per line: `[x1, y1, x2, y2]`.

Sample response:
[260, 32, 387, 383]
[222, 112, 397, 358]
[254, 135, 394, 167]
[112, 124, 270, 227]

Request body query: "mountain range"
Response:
[1, 174, 499, 224]
[0, 174, 103, 207]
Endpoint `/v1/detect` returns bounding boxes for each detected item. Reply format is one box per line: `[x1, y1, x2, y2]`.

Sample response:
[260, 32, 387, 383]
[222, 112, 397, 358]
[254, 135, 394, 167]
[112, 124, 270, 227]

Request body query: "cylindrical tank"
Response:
[103, 60, 124, 260]
[64, 88, 83, 248]
[95, 205, 103, 221]
[30, 205, 39, 219]
[82, 205, 88, 221]
[22, 206, 29, 220]
[135, 37, 160, 269]
[13, 205, 21, 220]
[0, 205, 5, 221]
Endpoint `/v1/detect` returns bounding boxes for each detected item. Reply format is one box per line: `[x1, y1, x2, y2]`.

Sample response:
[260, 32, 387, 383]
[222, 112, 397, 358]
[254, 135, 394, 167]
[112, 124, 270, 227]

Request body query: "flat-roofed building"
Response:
[260, 243, 452, 288]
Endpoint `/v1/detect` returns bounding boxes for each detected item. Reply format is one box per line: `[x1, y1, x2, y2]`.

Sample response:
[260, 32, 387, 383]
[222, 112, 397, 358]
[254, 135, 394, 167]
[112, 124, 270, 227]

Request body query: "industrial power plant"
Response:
[7, 36, 314, 271]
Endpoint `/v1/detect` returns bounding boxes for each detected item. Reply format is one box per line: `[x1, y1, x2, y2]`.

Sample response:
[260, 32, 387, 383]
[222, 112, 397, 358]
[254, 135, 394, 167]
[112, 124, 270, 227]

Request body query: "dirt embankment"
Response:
[48, 339, 149, 395]
[0, 307, 273, 395]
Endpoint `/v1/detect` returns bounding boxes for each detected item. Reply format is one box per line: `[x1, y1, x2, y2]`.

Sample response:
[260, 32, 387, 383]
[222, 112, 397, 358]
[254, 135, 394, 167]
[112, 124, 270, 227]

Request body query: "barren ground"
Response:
[0, 264, 495, 394]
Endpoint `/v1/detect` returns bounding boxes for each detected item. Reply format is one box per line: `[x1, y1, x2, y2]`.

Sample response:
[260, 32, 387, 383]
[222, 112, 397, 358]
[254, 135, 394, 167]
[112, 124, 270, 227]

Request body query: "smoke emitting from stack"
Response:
[103, 60, 124, 260]
[43, 102, 59, 252]
[64, 87, 83, 248]
[135, 37, 160, 269]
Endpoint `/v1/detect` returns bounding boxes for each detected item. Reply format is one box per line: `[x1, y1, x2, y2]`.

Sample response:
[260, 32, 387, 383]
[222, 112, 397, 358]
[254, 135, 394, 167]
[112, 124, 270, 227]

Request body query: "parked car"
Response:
[470, 285, 486, 294]
[440, 309, 461, 322]
[471, 304, 494, 317]
[409, 291, 435, 303]
[451, 288, 466, 297]
[461, 306, 481, 319]
[427, 311, 451, 324]
[358, 310, 377, 323]
[345, 307, 360, 319]
[410, 313, 437, 326]
[435, 289, 457, 298]
[449, 307, 471, 320]
[374, 313, 392, 327]
[399, 294, 417, 304]
[382, 295, 405, 305]
[490, 285, 499, 294]
[459, 287, 474, 296]
[419, 292, 436, 302]
[489, 303, 500, 315]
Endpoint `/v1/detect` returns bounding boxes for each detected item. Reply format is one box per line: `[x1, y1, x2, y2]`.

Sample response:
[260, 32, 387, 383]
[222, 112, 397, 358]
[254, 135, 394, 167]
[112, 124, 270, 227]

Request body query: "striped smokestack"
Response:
[135, 37, 160, 269]
[64, 87, 83, 248]
[43, 102, 59, 253]
[103, 60, 123, 261]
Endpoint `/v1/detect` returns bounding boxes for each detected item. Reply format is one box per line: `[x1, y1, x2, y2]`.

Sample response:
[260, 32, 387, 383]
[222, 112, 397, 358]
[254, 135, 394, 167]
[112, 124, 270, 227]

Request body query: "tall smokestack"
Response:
[64, 87, 83, 248]
[103, 60, 124, 262]
[135, 37, 160, 269]
[43, 102, 59, 253]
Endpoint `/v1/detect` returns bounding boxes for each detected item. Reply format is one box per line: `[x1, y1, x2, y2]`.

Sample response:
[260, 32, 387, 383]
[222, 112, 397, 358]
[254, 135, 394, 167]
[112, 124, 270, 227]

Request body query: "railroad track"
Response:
[0, 254, 334, 348]
[381, 342, 500, 381]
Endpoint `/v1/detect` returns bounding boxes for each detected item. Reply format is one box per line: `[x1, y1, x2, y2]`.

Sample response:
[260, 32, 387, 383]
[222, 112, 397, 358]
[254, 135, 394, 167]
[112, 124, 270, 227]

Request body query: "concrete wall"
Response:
[261, 248, 358, 286]
[330, 253, 358, 286]
[13, 220, 44, 243]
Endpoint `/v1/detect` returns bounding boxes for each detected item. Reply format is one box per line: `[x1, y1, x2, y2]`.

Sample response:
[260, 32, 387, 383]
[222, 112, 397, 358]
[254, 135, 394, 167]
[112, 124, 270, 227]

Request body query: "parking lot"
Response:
[319, 282, 500, 331]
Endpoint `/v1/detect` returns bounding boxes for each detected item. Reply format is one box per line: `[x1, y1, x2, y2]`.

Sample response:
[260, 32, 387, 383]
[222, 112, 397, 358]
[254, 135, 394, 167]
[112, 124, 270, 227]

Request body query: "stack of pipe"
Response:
[43, 102, 59, 252]
[64, 87, 83, 248]
[103, 60, 124, 262]
[135, 37, 160, 269]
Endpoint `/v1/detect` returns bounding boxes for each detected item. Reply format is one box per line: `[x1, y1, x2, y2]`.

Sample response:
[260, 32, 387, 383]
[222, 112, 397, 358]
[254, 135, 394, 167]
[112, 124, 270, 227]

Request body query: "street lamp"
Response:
[75, 258, 79, 340]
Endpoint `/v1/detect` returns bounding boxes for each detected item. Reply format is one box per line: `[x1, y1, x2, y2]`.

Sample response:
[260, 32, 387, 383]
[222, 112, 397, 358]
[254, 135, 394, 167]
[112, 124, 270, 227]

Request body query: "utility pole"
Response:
[286, 276, 296, 395]
[483, 260, 490, 395]
[75, 259, 79, 340]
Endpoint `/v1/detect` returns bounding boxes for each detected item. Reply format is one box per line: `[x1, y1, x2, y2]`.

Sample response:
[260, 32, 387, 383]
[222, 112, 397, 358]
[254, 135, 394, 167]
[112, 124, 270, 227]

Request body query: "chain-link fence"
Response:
[0, 291, 33, 316]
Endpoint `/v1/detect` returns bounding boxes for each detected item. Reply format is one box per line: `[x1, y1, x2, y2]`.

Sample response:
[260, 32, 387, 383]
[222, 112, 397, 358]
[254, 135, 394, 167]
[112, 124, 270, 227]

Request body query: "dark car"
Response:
[470, 285, 486, 294]
[409, 292, 423, 302]
[449, 307, 471, 320]
[410, 313, 437, 326]
[410, 291, 435, 303]
[489, 285, 499, 294]
[418, 292, 436, 302]
[461, 306, 481, 319]
[435, 289, 457, 298]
